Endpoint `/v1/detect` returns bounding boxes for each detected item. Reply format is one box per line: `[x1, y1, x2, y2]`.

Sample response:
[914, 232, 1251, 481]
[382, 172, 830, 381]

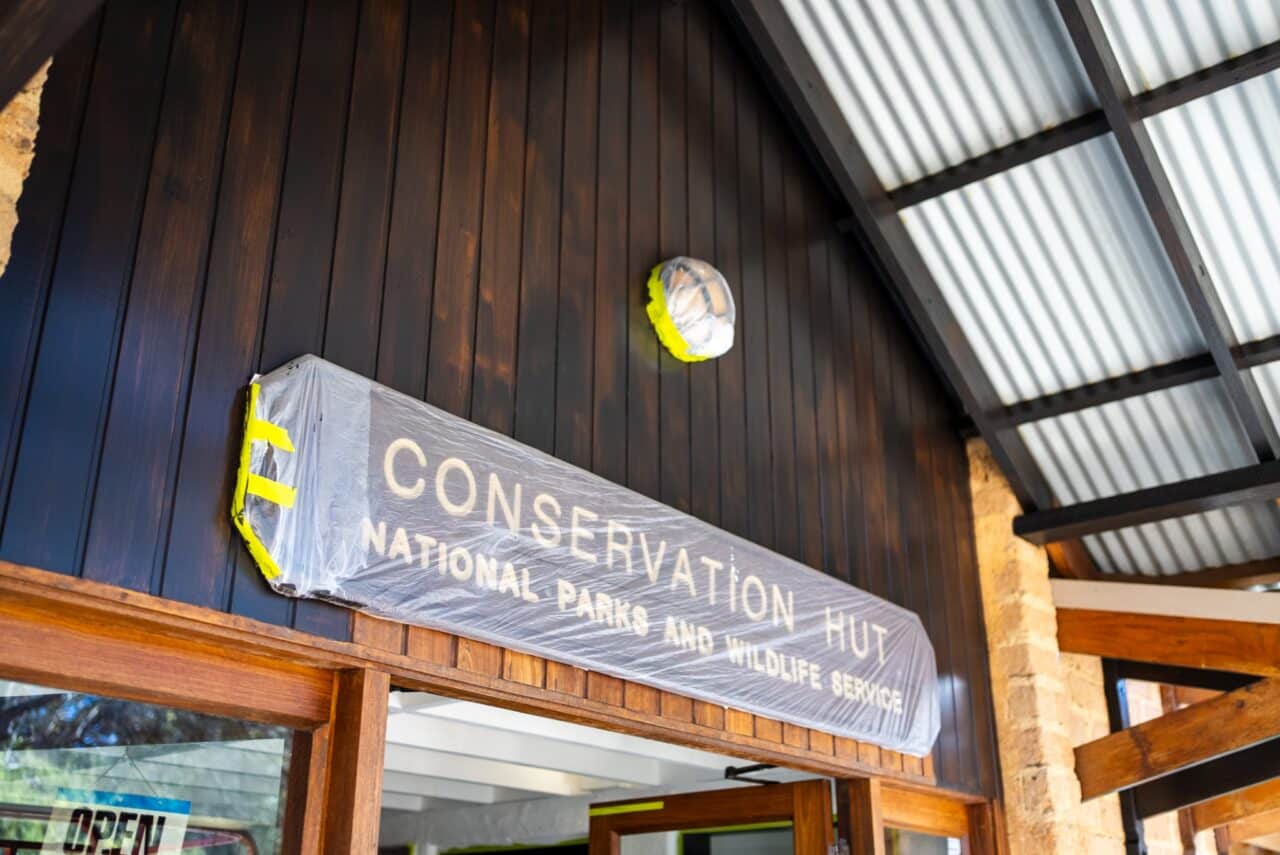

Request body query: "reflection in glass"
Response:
[1, 678, 294, 854]
[884, 827, 963, 854]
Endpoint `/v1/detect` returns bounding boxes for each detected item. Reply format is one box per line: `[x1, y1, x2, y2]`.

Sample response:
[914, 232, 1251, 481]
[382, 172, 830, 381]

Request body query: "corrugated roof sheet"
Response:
[1020, 379, 1280, 575]
[780, 0, 1097, 189]
[771, 0, 1280, 578]
[1147, 68, 1280, 344]
[1095, 0, 1280, 93]
[900, 134, 1202, 404]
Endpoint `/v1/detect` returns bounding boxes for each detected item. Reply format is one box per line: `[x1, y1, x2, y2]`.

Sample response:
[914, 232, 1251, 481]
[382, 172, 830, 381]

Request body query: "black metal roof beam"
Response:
[1054, 0, 1280, 464]
[726, 0, 1057, 513]
[1112, 661, 1257, 694]
[1014, 460, 1280, 544]
[1134, 736, 1280, 819]
[971, 333, 1280, 431]
[877, 38, 1280, 211]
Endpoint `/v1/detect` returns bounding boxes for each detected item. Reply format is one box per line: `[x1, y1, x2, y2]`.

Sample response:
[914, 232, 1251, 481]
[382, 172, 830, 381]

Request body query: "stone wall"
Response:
[968, 439, 1126, 855]
[0, 63, 48, 280]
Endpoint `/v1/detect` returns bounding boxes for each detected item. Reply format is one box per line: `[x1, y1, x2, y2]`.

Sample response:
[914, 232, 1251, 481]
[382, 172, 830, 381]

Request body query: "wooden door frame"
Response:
[588, 780, 834, 855]
[0, 558, 1003, 853]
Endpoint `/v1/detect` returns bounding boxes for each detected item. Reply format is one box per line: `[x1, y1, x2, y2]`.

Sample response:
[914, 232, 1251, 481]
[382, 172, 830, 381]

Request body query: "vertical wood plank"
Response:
[589, 0, 631, 485]
[83, 0, 245, 593]
[0, 11, 99, 532]
[237, 0, 361, 631]
[405, 627, 456, 667]
[161, 0, 305, 610]
[587, 672, 625, 707]
[0, 0, 177, 576]
[512, 0, 566, 453]
[323, 669, 390, 854]
[656, 0, 691, 515]
[693, 700, 725, 731]
[760, 117, 797, 557]
[725, 708, 754, 738]
[624, 682, 661, 716]
[783, 722, 809, 750]
[553, 0, 600, 469]
[626, 0, 660, 500]
[793, 779, 836, 855]
[784, 161, 822, 571]
[324, 0, 408, 379]
[470, 0, 531, 434]
[736, 76, 773, 548]
[809, 730, 834, 756]
[710, 15, 746, 538]
[377, 0, 453, 399]
[837, 778, 885, 855]
[828, 238, 868, 590]
[687, 0, 719, 527]
[660, 691, 694, 723]
[808, 210, 849, 583]
[546, 661, 588, 696]
[456, 638, 504, 677]
[427, 0, 496, 418]
[351, 614, 406, 654]
[503, 650, 547, 688]
[754, 716, 783, 743]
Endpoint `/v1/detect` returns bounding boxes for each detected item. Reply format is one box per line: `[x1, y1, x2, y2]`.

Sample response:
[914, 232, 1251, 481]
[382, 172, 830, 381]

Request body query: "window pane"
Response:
[884, 827, 963, 855]
[0, 678, 295, 854]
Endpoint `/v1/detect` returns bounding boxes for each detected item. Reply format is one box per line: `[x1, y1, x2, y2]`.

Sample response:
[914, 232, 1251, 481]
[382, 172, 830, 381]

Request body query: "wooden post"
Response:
[837, 778, 884, 855]
[792, 779, 836, 855]
[323, 668, 390, 853]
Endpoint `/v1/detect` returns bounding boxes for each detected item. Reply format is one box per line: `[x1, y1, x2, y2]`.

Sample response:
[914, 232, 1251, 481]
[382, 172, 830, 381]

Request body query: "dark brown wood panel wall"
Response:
[0, 0, 996, 796]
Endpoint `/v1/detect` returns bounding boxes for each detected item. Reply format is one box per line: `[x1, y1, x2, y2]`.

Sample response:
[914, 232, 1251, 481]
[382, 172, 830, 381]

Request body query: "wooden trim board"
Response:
[0, 558, 944, 791]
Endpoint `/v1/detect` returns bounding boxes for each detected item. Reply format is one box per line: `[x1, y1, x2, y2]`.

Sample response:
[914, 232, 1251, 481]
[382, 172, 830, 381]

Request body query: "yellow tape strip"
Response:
[247, 473, 296, 508]
[247, 416, 294, 453]
[230, 383, 292, 581]
[646, 265, 708, 363]
[588, 801, 665, 818]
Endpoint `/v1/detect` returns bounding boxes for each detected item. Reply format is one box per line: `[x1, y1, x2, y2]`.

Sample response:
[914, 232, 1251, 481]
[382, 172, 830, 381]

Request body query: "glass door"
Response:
[587, 781, 834, 855]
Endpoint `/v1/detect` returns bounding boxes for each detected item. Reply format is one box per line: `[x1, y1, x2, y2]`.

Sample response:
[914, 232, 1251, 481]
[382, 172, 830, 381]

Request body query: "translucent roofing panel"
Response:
[780, 0, 1097, 189]
[1020, 378, 1280, 575]
[1095, 0, 1280, 93]
[1147, 70, 1280, 344]
[1253, 362, 1280, 427]
[901, 134, 1202, 404]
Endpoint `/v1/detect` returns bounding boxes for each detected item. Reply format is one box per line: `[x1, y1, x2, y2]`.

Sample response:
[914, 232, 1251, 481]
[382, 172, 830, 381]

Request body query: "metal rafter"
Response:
[1054, 0, 1280, 464]
[726, 0, 1056, 515]
[873, 38, 1280, 210]
[1014, 460, 1280, 545]
[967, 333, 1280, 432]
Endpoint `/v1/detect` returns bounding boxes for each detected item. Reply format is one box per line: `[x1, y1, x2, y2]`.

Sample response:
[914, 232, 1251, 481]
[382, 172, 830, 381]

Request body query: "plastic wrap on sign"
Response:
[233, 356, 940, 755]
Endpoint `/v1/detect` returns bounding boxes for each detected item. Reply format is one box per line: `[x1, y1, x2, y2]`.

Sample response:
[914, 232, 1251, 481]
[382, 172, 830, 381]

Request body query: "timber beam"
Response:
[1075, 678, 1280, 801]
[1056, 609, 1280, 678]
[1193, 779, 1280, 832]
[1134, 737, 1280, 819]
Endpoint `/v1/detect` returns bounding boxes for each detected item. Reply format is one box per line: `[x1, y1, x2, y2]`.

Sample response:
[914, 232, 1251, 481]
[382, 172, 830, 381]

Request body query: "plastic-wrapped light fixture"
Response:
[645, 257, 736, 362]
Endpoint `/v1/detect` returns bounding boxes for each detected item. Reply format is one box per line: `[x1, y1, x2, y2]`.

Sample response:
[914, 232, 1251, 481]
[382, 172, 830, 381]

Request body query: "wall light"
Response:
[646, 257, 735, 362]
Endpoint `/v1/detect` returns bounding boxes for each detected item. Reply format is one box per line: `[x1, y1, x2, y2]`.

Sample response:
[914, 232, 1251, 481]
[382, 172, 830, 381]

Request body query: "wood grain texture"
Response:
[2, 0, 995, 795]
[1057, 608, 1280, 677]
[838, 778, 885, 855]
[1193, 779, 1280, 832]
[1076, 677, 1280, 800]
[0, 558, 939, 788]
[323, 669, 390, 853]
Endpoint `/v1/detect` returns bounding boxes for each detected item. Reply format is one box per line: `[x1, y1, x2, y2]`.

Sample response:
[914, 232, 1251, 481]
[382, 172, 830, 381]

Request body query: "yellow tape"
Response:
[646, 265, 708, 363]
[588, 801, 665, 818]
[247, 473, 296, 508]
[230, 383, 294, 581]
